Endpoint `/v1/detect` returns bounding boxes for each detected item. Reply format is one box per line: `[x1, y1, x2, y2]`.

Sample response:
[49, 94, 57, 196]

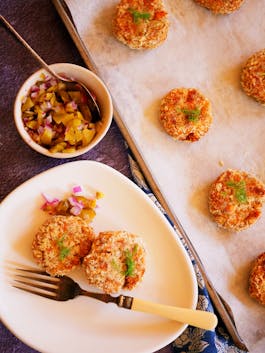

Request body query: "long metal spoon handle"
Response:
[0, 15, 58, 79]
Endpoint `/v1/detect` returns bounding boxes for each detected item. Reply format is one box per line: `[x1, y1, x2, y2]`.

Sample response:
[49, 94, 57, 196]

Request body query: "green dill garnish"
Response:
[226, 180, 248, 203]
[180, 108, 201, 122]
[57, 235, 71, 260]
[124, 245, 138, 277]
[129, 9, 151, 23]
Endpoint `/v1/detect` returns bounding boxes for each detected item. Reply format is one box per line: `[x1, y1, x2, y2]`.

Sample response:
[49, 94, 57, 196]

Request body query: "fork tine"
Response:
[12, 284, 57, 299]
[15, 267, 49, 275]
[13, 278, 58, 291]
[14, 273, 59, 285]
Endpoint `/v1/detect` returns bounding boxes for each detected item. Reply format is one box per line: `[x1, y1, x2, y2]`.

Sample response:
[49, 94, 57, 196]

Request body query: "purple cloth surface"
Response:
[0, 1, 172, 352]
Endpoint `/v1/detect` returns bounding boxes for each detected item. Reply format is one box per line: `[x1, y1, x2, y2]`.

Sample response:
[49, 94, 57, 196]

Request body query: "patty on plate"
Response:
[113, 0, 169, 49]
[249, 252, 265, 306]
[208, 169, 265, 231]
[241, 49, 265, 105]
[83, 230, 146, 293]
[159, 88, 212, 142]
[193, 0, 244, 14]
[32, 215, 95, 276]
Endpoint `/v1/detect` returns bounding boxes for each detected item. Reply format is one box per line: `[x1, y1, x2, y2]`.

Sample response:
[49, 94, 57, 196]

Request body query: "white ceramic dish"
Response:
[14, 63, 113, 158]
[0, 161, 197, 353]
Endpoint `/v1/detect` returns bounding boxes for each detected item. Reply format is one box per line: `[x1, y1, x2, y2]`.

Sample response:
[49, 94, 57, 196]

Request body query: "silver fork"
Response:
[10, 266, 217, 331]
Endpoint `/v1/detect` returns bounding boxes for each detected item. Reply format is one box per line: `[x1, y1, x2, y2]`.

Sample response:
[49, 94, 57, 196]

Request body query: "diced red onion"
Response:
[40, 193, 59, 209]
[70, 205, 82, 216]
[31, 91, 39, 99]
[68, 196, 84, 209]
[77, 123, 85, 131]
[40, 101, 52, 112]
[45, 114, 53, 125]
[70, 101, 77, 110]
[37, 126, 44, 135]
[39, 83, 47, 90]
[30, 85, 40, 93]
[72, 185, 83, 195]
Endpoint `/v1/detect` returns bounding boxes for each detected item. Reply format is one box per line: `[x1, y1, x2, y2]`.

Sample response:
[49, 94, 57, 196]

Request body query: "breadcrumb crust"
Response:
[194, 0, 244, 14]
[113, 0, 169, 49]
[249, 253, 265, 306]
[208, 169, 265, 231]
[159, 88, 212, 142]
[241, 49, 265, 105]
[83, 230, 146, 294]
[32, 215, 94, 276]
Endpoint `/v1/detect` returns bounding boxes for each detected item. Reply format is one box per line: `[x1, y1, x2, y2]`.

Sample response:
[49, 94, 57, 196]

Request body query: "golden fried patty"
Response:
[83, 230, 146, 293]
[159, 88, 212, 142]
[241, 49, 265, 105]
[209, 170, 265, 231]
[113, 0, 169, 49]
[193, 0, 244, 14]
[32, 215, 94, 276]
[249, 252, 265, 306]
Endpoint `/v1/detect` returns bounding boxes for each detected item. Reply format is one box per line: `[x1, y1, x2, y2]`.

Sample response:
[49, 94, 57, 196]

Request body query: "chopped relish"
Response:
[21, 74, 101, 153]
[41, 185, 104, 224]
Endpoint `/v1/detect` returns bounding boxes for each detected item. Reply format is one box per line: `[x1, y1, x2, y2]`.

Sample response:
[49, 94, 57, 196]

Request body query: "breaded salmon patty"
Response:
[209, 170, 265, 231]
[159, 88, 212, 142]
[193, 0, 244, 14]
[249, 252, 265, 306]
[241, 49, 265, 105]
[113, 0, 169, 49]
[83, 231, 146, 294]
[32, 215, 94, 276]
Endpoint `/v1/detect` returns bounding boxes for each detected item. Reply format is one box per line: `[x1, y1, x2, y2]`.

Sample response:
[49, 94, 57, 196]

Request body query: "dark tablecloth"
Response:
[0, 1, 172, 352]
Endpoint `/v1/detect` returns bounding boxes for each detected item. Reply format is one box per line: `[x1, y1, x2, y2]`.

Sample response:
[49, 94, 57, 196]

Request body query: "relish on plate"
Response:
[21, 73, 101, 153]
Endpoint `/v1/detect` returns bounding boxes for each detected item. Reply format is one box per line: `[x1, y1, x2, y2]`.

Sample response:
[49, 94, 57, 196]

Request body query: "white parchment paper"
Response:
[66, 0, 265, 351]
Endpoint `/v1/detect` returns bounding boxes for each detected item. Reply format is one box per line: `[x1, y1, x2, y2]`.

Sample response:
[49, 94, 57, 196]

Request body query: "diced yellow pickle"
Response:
[53, 112, 74, 125]
[40, 127, 53, 145]
[37, 92, 46, 103]
[75, 196, 96, 208]
[23, 110, 35, 117]
[79, 208, 96, 222]
[44, 92, 53, 101]
[55, 199, 70, 214]
[26, 120, 38, 129]
[62, 147, 76, 153]
[57, 81, 66, 90]
[82, 128, 95, 146]
[47, 85, 57, 93]
[49, 142, 67, 153]
[22, 97, 34, 111]
[96, 191, 104, 199]
[65, 119, 83, 145]
[76, 111, 84, 121]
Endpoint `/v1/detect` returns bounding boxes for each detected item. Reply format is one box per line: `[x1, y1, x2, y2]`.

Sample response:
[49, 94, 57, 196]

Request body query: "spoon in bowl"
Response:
[0, 15, 101, 122]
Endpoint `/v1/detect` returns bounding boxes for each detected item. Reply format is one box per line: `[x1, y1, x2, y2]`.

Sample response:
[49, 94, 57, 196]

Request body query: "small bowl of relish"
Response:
[14, 63, 113, 158]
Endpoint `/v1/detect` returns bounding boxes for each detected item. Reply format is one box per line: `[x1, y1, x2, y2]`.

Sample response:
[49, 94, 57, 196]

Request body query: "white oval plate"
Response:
[0, 161, 197, 353]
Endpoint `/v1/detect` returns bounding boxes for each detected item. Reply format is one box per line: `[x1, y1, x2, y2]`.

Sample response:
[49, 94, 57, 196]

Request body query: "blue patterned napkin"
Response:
[127, 148, 246, 353]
